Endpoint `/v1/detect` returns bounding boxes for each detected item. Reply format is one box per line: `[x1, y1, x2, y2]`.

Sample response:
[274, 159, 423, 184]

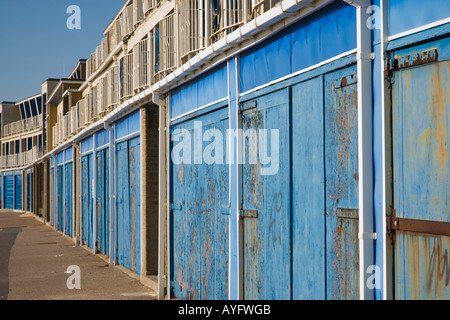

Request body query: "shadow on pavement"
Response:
[0, 227, 21, 300]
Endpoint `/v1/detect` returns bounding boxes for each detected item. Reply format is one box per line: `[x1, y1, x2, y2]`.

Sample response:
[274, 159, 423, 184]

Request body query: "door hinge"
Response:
[240, 209, 258, 219]
[240, 100, 257, 112]
[389, 216, 450, 237]
[170, 203, 182, 211]
[386, 48, 438, 74]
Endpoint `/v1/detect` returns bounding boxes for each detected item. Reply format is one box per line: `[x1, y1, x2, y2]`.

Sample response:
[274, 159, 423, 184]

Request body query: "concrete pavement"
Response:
[0, 211, 157, 300]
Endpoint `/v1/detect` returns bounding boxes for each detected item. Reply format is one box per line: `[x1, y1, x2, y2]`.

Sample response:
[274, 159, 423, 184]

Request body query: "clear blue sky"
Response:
[0, 0, 125, 102]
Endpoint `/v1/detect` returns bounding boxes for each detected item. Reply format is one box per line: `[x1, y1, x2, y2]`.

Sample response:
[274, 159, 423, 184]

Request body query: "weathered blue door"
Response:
[14, 175, 22, 211]
[64, 163, 73, 237]
[170, 108, 229, 300]
[81, 154, 94, 248]
[0, 174, 2, 208]
[392, 49, 450, 300]
[324, 66, 359, 300]
[27, 173, 33, 212]
[241, 88, 291, 300]
[291, 76, 326, 299]
[241, 64, 359, 300]
[51, 168, 54, 222]
[57, 166, 64, 231]
[96, 148, 110, 255]
[4, 175, 14, 209]
[116, 137, 141, 274]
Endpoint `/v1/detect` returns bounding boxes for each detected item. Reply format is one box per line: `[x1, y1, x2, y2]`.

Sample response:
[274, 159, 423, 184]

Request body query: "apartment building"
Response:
[0, 0, 449, 301]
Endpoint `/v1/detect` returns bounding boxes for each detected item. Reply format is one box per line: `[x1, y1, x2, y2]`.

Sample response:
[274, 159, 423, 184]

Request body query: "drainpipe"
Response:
[105, 121, 116, 266]
[379, 0, 393, 301]
[344, 0, 375, 301]
[165, 93, 172, 300]
[92, 133, 97, 255]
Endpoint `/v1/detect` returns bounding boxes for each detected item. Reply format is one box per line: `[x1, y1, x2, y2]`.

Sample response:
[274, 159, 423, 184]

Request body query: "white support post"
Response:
[108, 123, 117, 266]
[92, 134, 97, 255]
[380, 0, 393, 301]
[165, 92, 172, 300]
[345, 0, 375, 301]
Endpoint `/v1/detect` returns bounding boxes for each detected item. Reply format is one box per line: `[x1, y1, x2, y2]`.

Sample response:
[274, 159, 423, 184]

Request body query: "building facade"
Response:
[0, 0, 449, 300]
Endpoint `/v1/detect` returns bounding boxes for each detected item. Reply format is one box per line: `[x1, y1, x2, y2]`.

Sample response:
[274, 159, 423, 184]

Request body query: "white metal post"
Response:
[345, 0, 375, 300]
[93, 134, 97, 254]
[166, 92, 172, 300]
[156, 94, 167, 300]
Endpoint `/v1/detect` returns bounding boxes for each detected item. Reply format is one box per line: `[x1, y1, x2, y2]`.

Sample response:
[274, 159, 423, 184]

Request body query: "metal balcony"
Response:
[0, 146, 43, 169]
[2, 115, 43, 138]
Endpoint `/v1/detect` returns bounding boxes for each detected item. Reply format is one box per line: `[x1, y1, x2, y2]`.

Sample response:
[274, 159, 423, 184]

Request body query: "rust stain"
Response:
[178, 163, 185, 185]
[430, 66, 448, 170]
[331, 215, 359, 300]
[399, 234, 450, 299]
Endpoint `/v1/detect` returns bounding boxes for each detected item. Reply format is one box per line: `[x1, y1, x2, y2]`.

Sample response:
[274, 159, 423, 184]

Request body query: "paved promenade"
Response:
[0, 211, 157, 300]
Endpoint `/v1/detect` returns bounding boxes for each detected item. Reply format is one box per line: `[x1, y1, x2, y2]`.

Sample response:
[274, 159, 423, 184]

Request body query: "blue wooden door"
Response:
[51, 168, 54, 223]
[57, 166, 64, 231]
[241, 65, 359, 300]
[27, 173, 33, 212]
[392, 54, 450, 300]
[116, 137, 141, 274]
[64, 163, 73, 237]
[241, 89, 291, 300]
[170, 108, 229, 300]
[0, 174, 2, 208]
[96, 148, 110, 255]
[4, 176, 14, 209]
[81, 154, 94, 248]
[291, 76, 326, 299]
[15, 175, 22, 211]
[324, 66, 359, 300]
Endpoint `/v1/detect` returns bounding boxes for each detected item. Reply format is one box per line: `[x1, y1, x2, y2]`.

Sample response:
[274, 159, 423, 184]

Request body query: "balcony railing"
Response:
[154, 12, 177, 83]
[179, 0, 206, 63]
[0, 146, 43, 169]
[58, 0, 288, 140]
[250, 0, 282, 19]
[122, 4, 135, 38]
[2, 114, 43, 138]
[144, 0, 160, 15]
[108, 66, 120, 110]
[134, 0, 145, 27]
[210, 0, 245, 43]
[120, 53, 134, 99]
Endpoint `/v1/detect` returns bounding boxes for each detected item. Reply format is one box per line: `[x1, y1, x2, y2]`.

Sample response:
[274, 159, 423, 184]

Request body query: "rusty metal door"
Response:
[170, 107, 229, 300]
[391, 52, 450, 300]
[241, 88, 290, 300]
